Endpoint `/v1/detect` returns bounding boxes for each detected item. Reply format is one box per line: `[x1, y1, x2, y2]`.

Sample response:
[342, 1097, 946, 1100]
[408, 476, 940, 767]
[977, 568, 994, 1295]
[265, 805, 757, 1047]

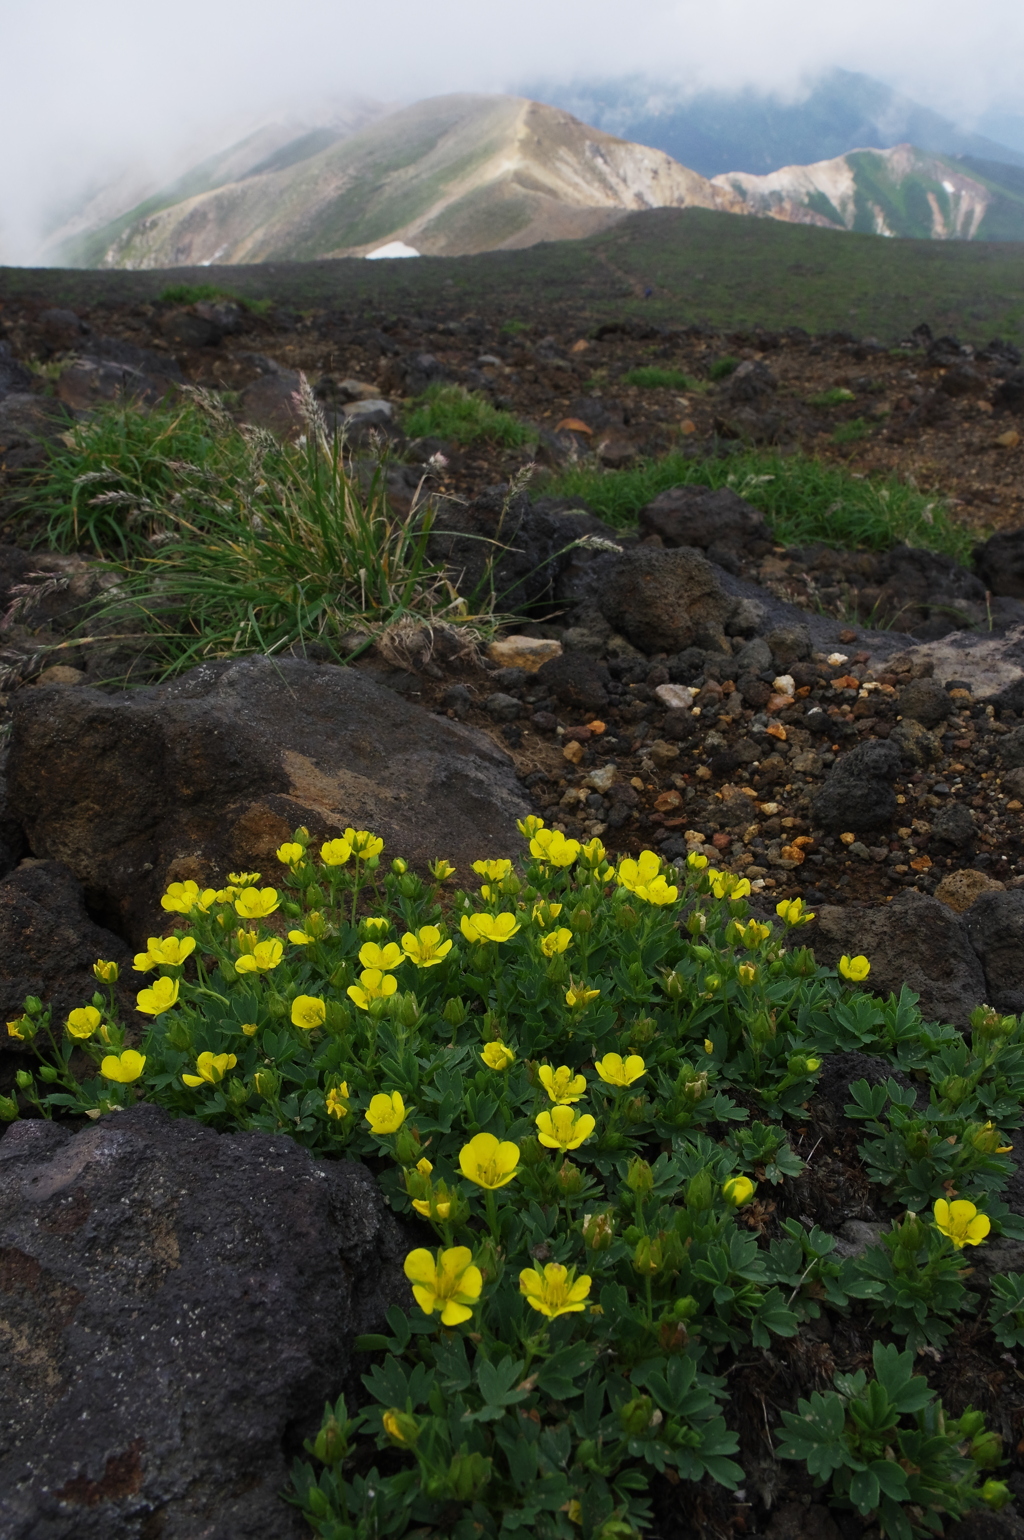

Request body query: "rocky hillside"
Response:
[714, 143, 1024, 241]
[60, 95, 744, 269]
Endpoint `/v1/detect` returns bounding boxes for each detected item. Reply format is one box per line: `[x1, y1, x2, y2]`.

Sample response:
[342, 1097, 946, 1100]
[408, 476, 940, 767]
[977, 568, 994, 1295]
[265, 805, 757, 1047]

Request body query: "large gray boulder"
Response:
[8, 654, 530, 943]
[965, 889, 1024, 1015]
[0, 1105, 407, 1539]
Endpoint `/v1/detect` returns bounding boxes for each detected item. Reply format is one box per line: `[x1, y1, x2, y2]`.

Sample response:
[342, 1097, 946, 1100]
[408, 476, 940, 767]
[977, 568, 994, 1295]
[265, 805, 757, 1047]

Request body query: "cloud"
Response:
[1, 0, 1022, 260]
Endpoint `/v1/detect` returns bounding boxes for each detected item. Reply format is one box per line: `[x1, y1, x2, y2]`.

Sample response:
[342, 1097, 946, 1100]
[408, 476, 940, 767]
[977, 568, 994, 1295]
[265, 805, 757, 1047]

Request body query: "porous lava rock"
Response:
[596, 546, 732, 655]
[0, 1104, 407, 1539]
[896, 676, 954, 729]
[7, 655, 529, 943]
[974, 529, 1024, 600]
[534, 651, 609, 712]
[811, 739, 901, 835]
[0, 861, 132, 1045]
[802, 890, 987, 1027]
[637, 485, 772, 560]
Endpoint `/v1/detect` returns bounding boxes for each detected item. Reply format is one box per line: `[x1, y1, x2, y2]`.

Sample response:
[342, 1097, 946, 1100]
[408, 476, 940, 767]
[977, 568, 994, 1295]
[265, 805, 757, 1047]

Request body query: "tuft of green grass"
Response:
[545, 448, 974, 561]
[621, 366, 706, 392]
[403, 384, 531, 447]
[27, 391, 491, 681]
[832, 418, 874, 443]
[807, 387, 856, 407]
[157, 282, 271, 315]
[29, 399, 242, 558]
[708, 356, 740, 380]
[499, 318, 530, 336]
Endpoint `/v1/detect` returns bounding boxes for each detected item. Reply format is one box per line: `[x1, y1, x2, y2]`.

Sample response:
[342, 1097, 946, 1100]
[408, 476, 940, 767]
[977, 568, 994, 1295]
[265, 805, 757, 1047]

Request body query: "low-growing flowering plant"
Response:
[7, 819, 1021, 1540]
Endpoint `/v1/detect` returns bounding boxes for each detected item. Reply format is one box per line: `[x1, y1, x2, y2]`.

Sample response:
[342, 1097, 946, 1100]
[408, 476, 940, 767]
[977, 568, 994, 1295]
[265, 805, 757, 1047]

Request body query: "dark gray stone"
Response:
[8, 655, 529, 944]
[766, 624, 812, 666]
[804, 889, 986, 1027]
[812, 738, 902, 834]
[898, 676, 954, 728]
[974, 529, 1024, 600]
[0, 1104, 407, 1540]
[597, 545, 732, 655]
[930, 803, 977, 850]
[637, 485, 772, 557]
[0, 345, 32, 400]
[485, 691, 521, 721]
[965, 889, 1024, 1014]
[1000, 725, 1024, 770]
[534, 651, 609, 712]
[0, 861, 133, 1046]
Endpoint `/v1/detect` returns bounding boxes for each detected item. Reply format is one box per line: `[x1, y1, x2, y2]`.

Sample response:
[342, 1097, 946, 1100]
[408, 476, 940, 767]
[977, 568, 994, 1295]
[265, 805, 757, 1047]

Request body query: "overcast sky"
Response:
[3, 0, 1023, 261]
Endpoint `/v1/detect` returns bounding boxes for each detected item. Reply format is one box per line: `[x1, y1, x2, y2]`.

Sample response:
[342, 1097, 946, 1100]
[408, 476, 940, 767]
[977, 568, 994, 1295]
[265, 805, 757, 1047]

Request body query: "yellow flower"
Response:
[776, 897, 814, 926]
[228, 871, 261, 887]
[687, 852, 708, 871]
[401, 925, 453, 968]
[565, 982, 600, 1009]
[539, 1064, 588, 1104]
[100, 1049, 146, 1083]
[135, 976, 180, 1016]
[235, 939, 284, 974]
[347, 968, 399, 1010]
[345, 827, 384, 860]
[481, 1041, 515, 1071]
[365, 1091, 406, 1134]
[703, 1039, 714, 1055]
[536, 1105, 596, 1151]
[429, 859, 456, 881]
[403, 1245, 482, 1326]
[933, 1198, 991, 1249]
[291, 994, 326, 1031]
[736, 920, 771, 947]
[531, 901, 563, 928]
[234, 887, 280, 919]
[460, 912, 520, 944]
[971, 1121, 1014, 1156]
[382, 1409, 419, 1445]
[738, 964, 758, 985]
[66, 1006, 102, 1040]
[241, 1022, 259, 1037]
[320, 838, 352, 866]
[161, 879, 202, 914]
[519, 1262, 592, 1319]
[412, 1193, 453, 1221]
[325, 1083, 350, 1119]
[148, 934, 195, 969]
[362, 917, 391, 939]
[6, 1019, 26, 1041]
[458, 1131, 520, 1189]
[416, 1157, 433, 1175]
[530, 828, 581, 867]
[579, 837, 607, 868]
[92, 960, 120, 983]
[517, 814, 545, 837]
[594, 1053, 646, 1087]
[616, 850, 678, 906]
[722, 1175, 756, 1207]
[276, 842, 305, 866]
[540, 928, 573, 958]
[472, 859, 512, 881]
[182, 1051, 237, 1087]
[289, 929, 314, 945]
[839, 955, 871, 982]
[358, 940, 403, 971]
[711, 873, 751, 900]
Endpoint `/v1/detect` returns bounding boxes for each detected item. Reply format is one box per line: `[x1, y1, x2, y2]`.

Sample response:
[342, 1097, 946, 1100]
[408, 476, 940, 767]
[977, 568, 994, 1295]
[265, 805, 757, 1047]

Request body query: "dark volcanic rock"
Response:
[897, 676, 954, 728]
[965, 890, 1024, 1015]
[812, 738, 901, 835]
[0, 1104, 407, 1540]
[999, 725, 1024, 770]
[597, 546, 732, 655]
[0, 861, 132, 1043]
[534, 651, 609, 711]
[237, 366, 304, 437]
[804, 889, 986, 1027]
[0, 394, 70, 473]
[0, 344, 32, 400]
[637, 485, 772, 559]
[7, 655, 530, 943]
[974, 529, 1024, 600]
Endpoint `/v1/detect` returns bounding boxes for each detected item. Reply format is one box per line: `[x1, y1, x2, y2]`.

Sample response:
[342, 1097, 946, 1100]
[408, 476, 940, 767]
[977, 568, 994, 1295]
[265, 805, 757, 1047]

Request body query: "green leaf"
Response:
[474, 1356, 529, 1412]
[535, 1343, 596, 1400]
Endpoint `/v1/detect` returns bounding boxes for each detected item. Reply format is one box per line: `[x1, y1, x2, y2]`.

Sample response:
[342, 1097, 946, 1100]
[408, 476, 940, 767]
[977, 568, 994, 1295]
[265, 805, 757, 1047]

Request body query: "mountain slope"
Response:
[523, 69, 1024, 179]
[64, 94, 745, 270]
[712, 144, 1024, 241]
